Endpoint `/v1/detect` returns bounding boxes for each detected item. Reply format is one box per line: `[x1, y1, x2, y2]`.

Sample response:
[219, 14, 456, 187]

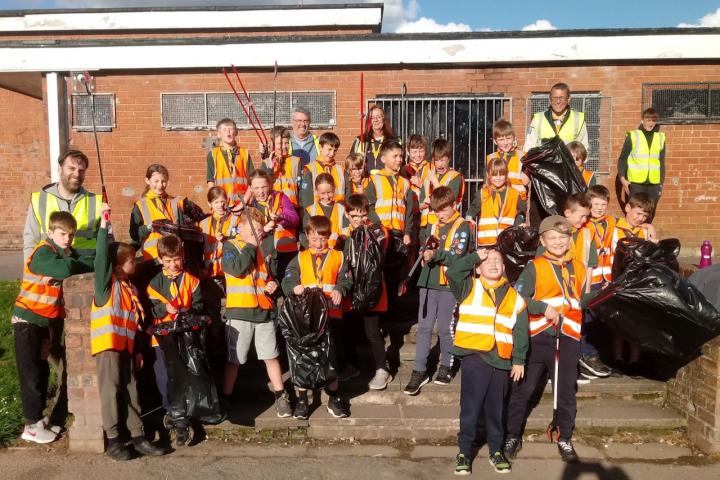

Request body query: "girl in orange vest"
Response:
[269, 126, 303, 210]
[130, 164, 205, 263]
[345, 153, 370, 194]
[466, 158, 525, 247]
[302, 173, 349, 250]
[567, 141, 596, 188]
[92, 209, 166, 459]
[486, 119, 529, 200]
[422, 138, 466, 231]
[505, 215, 587, 464]
[299, 132, 349, 208]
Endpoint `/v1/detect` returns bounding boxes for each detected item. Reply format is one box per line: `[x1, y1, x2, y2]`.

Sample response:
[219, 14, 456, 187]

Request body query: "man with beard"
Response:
[20, 149, 104, 432]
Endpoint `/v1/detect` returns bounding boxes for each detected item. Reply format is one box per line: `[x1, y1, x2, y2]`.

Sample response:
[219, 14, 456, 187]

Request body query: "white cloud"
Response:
[521, 19, 557, 31]
[678, 7, 720, 27]
[395, 17, 471, 34]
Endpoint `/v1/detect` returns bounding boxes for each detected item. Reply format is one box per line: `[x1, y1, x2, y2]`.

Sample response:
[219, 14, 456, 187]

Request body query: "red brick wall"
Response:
[2, 63, 719, 253]
[0, 86, 49, 249]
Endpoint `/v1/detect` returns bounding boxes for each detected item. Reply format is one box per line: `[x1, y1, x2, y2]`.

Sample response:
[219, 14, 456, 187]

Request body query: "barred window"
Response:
[643, 82, 720, 124]
[71, 93, 116, 131]
[527, 93, 612, 174]
[161, 91, 336, 130]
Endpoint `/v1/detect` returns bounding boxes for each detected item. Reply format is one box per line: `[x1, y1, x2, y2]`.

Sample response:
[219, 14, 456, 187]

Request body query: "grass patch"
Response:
[0, 281, 22, 446]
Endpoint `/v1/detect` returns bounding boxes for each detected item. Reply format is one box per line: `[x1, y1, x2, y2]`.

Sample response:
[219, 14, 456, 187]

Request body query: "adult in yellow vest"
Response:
[288, 107, 320, 171]
[23, 149, 103, 260]
[523, 83, 589, 153]
[617, 108, 666, 221]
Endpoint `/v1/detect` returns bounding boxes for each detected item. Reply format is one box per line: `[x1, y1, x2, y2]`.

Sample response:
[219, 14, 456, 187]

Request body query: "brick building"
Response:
[0, 3, 719, 254]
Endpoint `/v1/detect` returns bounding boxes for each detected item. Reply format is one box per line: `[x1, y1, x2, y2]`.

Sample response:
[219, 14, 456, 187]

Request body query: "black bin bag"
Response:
[278, 288, 336, 389]
[588, 239, 720, 360]
[522, 136, 586, 226]
[496, 225, 539, 284]
[346, 223, 386, 312]
[611, 237, 680, 279]
[153, 313, 224, 425]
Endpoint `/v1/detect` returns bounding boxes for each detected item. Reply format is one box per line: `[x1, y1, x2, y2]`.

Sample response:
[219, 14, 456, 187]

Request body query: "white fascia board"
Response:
[0, 7, 381, 32]
[0, 34, 718, 72]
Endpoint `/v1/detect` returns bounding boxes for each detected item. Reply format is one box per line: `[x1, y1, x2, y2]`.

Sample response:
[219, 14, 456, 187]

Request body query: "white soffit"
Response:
[0, 33, 718, 72]
[0, 7, 382, 32]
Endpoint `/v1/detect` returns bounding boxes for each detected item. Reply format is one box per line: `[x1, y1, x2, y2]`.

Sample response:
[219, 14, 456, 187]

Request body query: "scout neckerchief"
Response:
[319, 158, 336, 174]
[222, 145, 238, 178]
[120, 278, 145, 323]
[147, 191, 174, 220]
[590, 216, 610, 255]
[548, 108, 570, 135]
[489, 185, 508, 222]
[312, 249, 329, 286]
[369, 137, 384, 160]
[542, 252, 578, 306]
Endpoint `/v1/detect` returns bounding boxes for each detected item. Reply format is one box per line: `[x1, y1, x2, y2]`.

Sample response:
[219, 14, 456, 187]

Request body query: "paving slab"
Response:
[604, 442, 693, 460]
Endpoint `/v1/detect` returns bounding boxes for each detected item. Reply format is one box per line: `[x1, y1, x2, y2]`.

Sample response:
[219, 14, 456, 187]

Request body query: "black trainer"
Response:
[454, 453, 471, 475]
[433, 365, 453, 385]
[488, 451, 512, 473]
[557, 440, 579, 463]
[132, 437, 167, 456]
[403, 370, 429, 395]
[293, 398, 309, 420]
[579, 364, 598, 380]
[579, 355, 612, 377]
[175, 426, 191, 446]
[326, 396, 350, 418]
[105, 439, 132, 461]
[503, 437, 522, 459]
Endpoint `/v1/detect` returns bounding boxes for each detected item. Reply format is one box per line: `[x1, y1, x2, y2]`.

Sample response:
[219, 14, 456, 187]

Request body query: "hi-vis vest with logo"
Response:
[273, 155, 302, 208]
[626, 130, 665, 185]
[199, 214, 235, 277]
[306, 161, 346, 204]
[224, 238, 273, 311]
[455, 281, 526, 359]
[486, 152, 527, 200]
[589, 216, 616, 285]
[528, 256, 585, 341]
[371, 172, 410, 232]
[211, 146, 250, 204]
[147, 272, 200, 346]
[431, 214, 466, 285]
[257, 192, 298, 253]
[134, 194, 184, 261]
[15, 241, 64, 319]
[306, 202, 347, 249]
[476, 186, 519, 246]
[31, 190, 101, 256]
[298, 249, 344, 318]
[423, 169, 466, 227]
[532, 110, 585, 144]
[90, 278, 141, 355]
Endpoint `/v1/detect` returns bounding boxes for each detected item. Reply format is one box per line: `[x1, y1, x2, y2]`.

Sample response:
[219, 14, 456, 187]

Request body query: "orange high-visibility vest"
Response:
[371, 171, 409, 232]
[570, 226, 595, 267]
[424, 169, 466, 227]
[589, 216, 616, 285]
[15, 241, 64, 319]
[582, 170, 595, 187]
[257, 192, 298, 253]
[273, 155, 302, 208]
[407, 161, 432, 199]
[306, 160, 346, 204]
[198, 214, 235, 278]
[224, 238, 273, 310]
[527, 256, 585, 341]
[211, 146, 250, 204]
[306, 202, 347, 249]
[298, 249, 344, 318]
[350, 177, 371, 194]
[486, 151, 527, 200]
[475, 186, 519, 246]
[610, 218, 646, 280]
[431, 213, 466, 285]
[134, 194, 183, 261]
[91, 278, 141, 355]
[147, 272, 200, 346]
[455, 280, 526, 358]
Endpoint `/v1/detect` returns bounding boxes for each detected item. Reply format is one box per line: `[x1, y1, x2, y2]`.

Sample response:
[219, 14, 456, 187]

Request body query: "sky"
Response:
[0, 0, 719, 32]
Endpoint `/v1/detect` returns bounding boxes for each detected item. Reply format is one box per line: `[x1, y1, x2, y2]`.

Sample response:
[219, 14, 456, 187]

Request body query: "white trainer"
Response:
[21, 420, 58, 444]
[368, 368, 392, 390]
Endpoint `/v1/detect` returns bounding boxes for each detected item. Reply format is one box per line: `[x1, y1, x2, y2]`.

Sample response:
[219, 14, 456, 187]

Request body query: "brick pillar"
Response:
[666, 336, 720, 453]
[64, 272, 105, 453]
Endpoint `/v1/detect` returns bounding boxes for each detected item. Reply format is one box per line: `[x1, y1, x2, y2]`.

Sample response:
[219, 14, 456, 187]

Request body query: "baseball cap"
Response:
[538, 215, 572, 235]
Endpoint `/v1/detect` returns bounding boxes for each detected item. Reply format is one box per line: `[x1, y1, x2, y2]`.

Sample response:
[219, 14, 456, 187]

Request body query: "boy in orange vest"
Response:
[302, 173, 349, 250]
[300, 132, 350, 208]
[567, 141, 596, 188]
[221, 207, 291, 418]
[270, 126, 303, 210]
[505, 216, 587, 464]
[147, 234, 203, 445]
[345, 153, 370, 194]
[282, 215, 352, 419]
[92, 208, 166, 460]
[446, 247, 529, 475]
[404, 186, 470, 395]
[422, 138, 465, 231]
[487, 119, 528, 201]
[206, 118, 256, 206]
[13, 211, 94, 444]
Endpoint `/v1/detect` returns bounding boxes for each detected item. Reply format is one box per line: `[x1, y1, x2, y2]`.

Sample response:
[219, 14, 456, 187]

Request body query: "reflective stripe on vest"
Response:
[15, 241, 64, 319]
[90, 279, 140, 355]
[534, 110, 585, 144]
[455, 280, 526, 359]
[476, 187, 519, 246]
[571, 227, 594, 266]
[199, 214, 235, 277]
[487, 152, 527, 200]
[146, 272, 199, 346]
[273, 156, 301, 207]
[423, 169, 465, 227]
[32, 190, 101, 256]
[306, 202, 346, 249]
[432, 214, 466, 285]
[212, 146, 250, 203]
[259, 192, 298, 253]
[371, 172, 409, 232]
[589, 216, 616, 285]
[224, 238, 273, 310]
[527, 256, 584, 341]
[135, 195, 182, 261]
[306, 161, 346, 204]
[627, 130, 665, 185]
[298, 249, 344, 318]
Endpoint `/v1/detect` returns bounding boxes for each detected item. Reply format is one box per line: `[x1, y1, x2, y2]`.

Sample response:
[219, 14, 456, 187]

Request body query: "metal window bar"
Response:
[526, 93, 612, 174]
[369, 94, 510, 213]
[71, 93, 116, 131]
[642, 82, 720, 124]
[160, 91, 336, 130]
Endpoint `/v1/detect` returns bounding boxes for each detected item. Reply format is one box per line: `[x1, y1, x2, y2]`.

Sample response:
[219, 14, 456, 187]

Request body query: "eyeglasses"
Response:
[292, 119, 310, 124]
[370, 116, 385, 121]
[551, 96, 568, 101]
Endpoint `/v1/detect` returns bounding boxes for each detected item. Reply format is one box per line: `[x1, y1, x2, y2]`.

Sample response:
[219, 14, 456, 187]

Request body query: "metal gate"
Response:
[369, 94, 511, 212]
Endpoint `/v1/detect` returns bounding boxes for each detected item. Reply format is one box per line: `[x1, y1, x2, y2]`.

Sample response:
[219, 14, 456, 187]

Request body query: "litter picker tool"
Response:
[359, 73, 366, 153]
[398, 234, 439, 296]
[400, 83, 408, 146]
[221, 66, 269, 148]
[78, 71, 109, 212]
[546, 315, 563, 442]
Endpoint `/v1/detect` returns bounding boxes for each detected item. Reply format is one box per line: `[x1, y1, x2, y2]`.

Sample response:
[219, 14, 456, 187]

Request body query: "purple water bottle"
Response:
[699, 240, 712, 268]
